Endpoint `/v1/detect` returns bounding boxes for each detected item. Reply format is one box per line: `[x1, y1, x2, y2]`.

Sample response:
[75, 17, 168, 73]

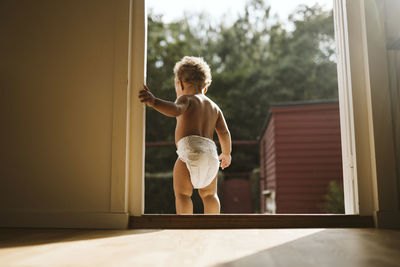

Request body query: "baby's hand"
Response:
[218, 153, 231, 170]
[138, 84, 156, 107]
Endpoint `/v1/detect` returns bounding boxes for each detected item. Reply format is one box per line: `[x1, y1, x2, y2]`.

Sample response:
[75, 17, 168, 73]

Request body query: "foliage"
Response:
[319, 180, 345, 214]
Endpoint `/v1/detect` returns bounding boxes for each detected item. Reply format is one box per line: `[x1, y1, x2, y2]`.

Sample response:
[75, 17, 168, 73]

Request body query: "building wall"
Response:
[260, 116, 277, 213]
[261, 103, 343, 214]
[0, 0, 131, 228]
[222, 178, 252, 213]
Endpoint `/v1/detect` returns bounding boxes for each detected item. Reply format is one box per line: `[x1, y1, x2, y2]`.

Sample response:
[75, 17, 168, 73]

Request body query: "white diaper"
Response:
[176, 135, 220, 189]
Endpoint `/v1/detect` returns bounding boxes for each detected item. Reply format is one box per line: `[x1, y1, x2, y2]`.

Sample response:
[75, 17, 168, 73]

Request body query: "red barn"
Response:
[222, 177, 252, 213]
[259, 101, 343, 214]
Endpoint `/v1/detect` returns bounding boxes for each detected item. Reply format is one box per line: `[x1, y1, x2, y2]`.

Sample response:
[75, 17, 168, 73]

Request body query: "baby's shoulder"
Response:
[176, 94, 191, 102]
[205, 96, 221, 112]
[186, 94, 221, 113]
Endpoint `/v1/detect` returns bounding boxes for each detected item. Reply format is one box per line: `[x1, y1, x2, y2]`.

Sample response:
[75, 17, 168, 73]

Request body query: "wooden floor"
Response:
[1, 227, 399, 266]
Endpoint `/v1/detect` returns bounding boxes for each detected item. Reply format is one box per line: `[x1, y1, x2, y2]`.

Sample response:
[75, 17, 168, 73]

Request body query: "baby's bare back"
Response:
[175, 94, 219, 144]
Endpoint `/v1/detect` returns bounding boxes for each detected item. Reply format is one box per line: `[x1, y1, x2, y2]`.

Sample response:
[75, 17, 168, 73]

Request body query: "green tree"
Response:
[319, 180, 345, 214]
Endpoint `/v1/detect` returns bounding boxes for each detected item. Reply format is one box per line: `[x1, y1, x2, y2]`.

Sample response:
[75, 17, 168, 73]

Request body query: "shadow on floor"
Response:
[216, 228, 400, 267]
[0, 228, 160, 249]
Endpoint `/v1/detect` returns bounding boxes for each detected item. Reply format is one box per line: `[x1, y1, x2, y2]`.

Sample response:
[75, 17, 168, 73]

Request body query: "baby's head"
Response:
[173, 56, 212, 93]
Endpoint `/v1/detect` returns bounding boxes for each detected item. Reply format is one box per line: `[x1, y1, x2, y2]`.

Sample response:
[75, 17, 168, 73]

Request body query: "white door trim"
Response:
[333, 0, 360, 214]
[110, 0, 131, 213]
[127, 0, 147, 216]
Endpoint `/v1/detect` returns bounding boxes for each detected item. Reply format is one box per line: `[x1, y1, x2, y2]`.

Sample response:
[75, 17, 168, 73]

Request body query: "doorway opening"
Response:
[142, 0, 352, 215]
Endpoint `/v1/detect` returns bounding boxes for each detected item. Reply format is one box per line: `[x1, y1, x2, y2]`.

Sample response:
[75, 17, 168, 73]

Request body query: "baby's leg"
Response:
[173, 158, 194, 214]
[198, 175, 220, 214]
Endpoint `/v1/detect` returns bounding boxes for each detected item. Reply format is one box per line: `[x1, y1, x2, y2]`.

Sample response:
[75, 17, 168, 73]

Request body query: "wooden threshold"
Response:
[129, 214, 375, 229]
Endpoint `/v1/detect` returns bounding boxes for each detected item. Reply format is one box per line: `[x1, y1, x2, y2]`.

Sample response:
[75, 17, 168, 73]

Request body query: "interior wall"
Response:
[0, 0, 130, 226]
[362, 0, 400, 228]
[336, 0, 400, 228]
[384, 0, 400, 210]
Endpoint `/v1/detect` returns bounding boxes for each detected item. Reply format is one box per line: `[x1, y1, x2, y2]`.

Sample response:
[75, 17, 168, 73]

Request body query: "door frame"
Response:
[126, 0, 379, 219]
[127, 0, 147, 216]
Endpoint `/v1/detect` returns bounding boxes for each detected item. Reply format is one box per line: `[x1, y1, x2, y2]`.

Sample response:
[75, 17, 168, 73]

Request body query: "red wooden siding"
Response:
[260, 103, 343, 214]
[222, 178, 252, 213]
[260, 116, 277, 212]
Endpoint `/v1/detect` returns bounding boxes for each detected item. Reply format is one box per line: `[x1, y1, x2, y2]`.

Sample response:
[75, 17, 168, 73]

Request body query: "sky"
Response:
[147, 0, 333, 25]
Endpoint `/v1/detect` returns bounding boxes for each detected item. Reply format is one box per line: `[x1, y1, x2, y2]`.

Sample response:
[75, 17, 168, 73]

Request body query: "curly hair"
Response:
[173, 56, 212, 91]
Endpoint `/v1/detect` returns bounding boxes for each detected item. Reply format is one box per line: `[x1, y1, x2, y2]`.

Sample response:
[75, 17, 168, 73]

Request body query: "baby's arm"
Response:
[138, 85, 189, 117]
[215, 109, 232, 169]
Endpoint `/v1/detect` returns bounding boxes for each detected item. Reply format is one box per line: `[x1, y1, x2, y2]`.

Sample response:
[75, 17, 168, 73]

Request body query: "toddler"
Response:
[138, 56, 231, 214]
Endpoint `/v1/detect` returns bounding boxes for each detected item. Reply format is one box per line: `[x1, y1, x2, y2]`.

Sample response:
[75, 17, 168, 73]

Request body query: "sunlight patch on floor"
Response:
[0, 229, 325, 266]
